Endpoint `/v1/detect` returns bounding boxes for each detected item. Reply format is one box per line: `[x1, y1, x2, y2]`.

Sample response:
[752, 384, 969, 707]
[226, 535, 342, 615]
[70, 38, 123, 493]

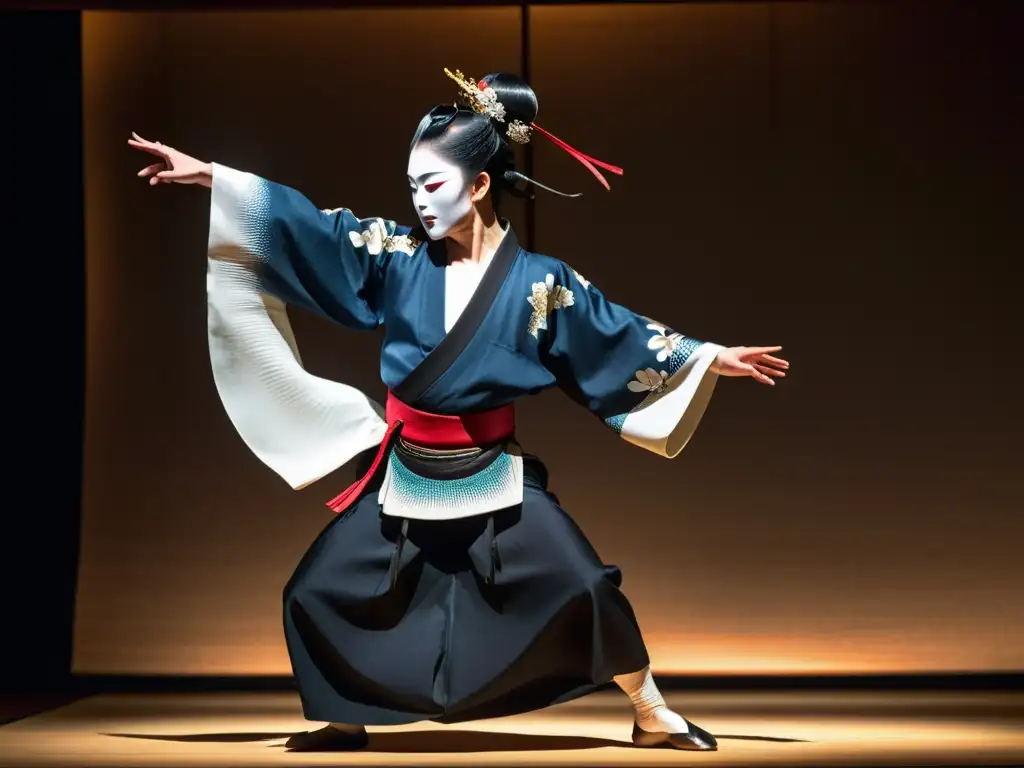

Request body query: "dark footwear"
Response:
[285, 724, 369, 751]
[632, 719, 718, 751]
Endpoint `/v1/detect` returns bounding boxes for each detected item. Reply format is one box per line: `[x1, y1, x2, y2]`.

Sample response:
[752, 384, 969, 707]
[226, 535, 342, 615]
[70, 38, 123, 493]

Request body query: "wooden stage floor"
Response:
[0, 690, 1021, 767]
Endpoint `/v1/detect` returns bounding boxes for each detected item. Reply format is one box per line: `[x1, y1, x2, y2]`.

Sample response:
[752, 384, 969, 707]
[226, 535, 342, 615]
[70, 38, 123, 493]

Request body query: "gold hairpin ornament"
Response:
[442, 66, 622, 189]
[444, 68, 506, 122]
[506, 120, 532, 144]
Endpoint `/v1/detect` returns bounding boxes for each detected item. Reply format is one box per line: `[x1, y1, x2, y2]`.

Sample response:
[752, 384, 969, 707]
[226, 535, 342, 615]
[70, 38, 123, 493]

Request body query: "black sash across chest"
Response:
[392, 226, 521, 406]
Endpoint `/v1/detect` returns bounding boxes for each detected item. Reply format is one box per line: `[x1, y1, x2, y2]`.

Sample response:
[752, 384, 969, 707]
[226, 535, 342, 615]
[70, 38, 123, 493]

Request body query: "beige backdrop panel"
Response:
[77, 4, 1022, 676]
[526, 2, 1022, 674]
[77, 8, 523, 675]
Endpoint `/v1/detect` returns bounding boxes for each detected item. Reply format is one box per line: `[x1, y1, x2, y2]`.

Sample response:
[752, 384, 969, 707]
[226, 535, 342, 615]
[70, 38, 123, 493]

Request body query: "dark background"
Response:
[2, 2, 1021, 692]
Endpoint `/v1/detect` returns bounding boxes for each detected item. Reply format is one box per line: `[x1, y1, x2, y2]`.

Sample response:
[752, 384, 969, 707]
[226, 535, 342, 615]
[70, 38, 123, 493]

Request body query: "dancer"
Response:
[130, 69, 788, 753]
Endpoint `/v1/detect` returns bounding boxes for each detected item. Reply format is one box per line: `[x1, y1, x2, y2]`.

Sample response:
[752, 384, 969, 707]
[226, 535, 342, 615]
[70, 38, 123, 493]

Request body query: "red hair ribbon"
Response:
[528, 123, 623, 191]
[478, 80, 624, 191]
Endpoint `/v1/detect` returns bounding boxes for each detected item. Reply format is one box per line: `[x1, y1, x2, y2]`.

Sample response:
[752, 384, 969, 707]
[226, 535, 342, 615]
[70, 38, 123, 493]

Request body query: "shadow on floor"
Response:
[103, 729, 809, 752]
[0, 695, 85, 727]
[102, 732, 295, 743]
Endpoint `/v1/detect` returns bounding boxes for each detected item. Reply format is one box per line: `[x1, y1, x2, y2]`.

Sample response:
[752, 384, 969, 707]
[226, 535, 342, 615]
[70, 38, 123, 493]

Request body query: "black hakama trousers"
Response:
[283, 455, 650, 726]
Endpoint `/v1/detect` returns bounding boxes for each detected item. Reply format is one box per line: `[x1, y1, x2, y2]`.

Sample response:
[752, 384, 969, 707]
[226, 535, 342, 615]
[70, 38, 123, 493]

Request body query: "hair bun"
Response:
[480, 73, 538, 128]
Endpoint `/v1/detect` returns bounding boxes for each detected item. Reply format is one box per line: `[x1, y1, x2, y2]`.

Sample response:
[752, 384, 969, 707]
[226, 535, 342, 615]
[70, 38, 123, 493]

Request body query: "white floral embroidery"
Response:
[527, 273, 575, 338]
[646, 323, 684, 363]
[321, 206, 352, 216]
[348, 219, 389, 255]
[627, 368, 669, 394]
[572, 269, 591, 290]
[348, 219, 421, 257]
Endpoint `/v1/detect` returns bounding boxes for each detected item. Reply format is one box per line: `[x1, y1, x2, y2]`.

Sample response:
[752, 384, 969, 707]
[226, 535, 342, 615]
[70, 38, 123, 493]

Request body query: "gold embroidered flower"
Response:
[646, 323, 684, 363]
[349, 220, 421, 257]
[627, 368, 669, 394]
[386, 233, 421, 256]
[572, 269, 591, 290]
[527, 273, 575, 338]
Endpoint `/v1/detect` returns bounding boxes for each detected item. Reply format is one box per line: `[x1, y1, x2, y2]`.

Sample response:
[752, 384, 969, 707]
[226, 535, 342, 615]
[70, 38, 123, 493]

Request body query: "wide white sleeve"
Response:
[206, 164, 388, 490]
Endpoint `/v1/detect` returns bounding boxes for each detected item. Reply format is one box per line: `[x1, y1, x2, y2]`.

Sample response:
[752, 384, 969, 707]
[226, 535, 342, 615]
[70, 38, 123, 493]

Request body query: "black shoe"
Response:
[285, 724, 369, 751]
[632, 719, 718, 751]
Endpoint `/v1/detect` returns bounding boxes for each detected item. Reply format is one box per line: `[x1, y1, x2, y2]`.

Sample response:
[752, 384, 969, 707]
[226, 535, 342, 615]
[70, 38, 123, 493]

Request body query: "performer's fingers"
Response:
[747, 345, 783, 356]
[749, 364, 775, 385]
[131, 132, 167, 149]
[155, 168, 189, 180]
[138, 163, 164, 177]
[759, 354, 789, 368]
[128, 139, 168, 159]
[754, 364, 786, 378]
[738, 363, 770, 384]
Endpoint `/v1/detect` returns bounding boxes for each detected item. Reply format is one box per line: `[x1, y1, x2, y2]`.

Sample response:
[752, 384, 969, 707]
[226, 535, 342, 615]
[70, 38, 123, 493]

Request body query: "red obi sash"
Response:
[325, 392, 515, 514]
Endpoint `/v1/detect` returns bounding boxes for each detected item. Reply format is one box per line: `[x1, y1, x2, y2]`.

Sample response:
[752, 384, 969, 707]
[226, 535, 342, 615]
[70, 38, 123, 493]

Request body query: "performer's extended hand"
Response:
[711, 346, 789, 386]
[128, 132, 212, 187]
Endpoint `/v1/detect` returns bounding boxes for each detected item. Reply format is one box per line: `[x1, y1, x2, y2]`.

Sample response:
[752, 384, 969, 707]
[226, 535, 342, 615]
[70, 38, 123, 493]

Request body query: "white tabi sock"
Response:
[613, 667, 690, 734]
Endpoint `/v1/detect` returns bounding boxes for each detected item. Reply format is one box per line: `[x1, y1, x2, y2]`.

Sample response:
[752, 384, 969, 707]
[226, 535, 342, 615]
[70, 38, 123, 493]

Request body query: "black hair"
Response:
[410, 72, 576, 209]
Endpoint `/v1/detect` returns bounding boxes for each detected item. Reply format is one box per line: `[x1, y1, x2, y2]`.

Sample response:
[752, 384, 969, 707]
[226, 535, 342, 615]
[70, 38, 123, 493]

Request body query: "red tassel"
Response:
[324, 420, 402, 515]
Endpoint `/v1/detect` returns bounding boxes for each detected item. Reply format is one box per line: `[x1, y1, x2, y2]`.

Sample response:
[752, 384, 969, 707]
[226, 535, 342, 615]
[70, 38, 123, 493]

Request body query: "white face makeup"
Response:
[407, 145, 473, 240]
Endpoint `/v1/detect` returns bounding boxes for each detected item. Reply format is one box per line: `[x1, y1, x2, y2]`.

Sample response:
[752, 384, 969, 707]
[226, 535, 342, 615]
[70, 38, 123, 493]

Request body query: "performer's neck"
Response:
[445, 207, 506, 265]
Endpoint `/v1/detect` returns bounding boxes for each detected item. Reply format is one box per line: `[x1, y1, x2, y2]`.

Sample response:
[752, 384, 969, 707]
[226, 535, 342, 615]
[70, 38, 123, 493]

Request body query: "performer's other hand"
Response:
[711, 346, 789, 386]
[128, 132, 213, 187]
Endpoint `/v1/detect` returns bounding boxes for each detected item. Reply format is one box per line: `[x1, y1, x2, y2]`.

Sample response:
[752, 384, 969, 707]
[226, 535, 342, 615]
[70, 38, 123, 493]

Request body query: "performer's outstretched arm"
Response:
[539, 262, 788, 457]
[128, 132, 417, 329]
[127, 132, 411, 489]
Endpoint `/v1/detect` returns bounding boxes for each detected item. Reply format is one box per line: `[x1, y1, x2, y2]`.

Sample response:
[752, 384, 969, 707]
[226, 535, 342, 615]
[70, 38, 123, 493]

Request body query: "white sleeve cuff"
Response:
[619, 342, 724, 458]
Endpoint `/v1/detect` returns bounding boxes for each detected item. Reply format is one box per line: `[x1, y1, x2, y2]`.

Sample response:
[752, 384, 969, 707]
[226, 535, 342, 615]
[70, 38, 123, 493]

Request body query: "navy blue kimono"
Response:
[205, 165, 724, 725]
